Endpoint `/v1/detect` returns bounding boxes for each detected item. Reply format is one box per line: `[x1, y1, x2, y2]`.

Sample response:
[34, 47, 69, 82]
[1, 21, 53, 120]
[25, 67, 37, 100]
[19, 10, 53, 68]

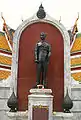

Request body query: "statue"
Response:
[34, 32, 51, 88]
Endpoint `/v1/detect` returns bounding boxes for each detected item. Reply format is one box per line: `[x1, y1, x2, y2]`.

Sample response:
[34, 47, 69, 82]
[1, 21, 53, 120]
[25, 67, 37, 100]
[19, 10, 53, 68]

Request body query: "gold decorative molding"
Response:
[0, 55, 12, 65]
[0, 70, 11, 80]
[71, 37, 81, 53]
[71, 72, 81, 81]
[33, 105, 48, 110]
[71, 57, 81, 66]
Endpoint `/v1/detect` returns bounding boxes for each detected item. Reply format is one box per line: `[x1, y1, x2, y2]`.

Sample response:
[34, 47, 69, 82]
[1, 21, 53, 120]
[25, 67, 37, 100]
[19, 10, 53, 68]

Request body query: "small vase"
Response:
[62, 88, 73, 113]
[7, 91, 18, 112]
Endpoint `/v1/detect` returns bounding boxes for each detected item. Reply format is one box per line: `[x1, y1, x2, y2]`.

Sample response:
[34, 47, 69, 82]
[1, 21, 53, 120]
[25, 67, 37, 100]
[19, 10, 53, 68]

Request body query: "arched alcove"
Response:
[11, 14, 71, 112]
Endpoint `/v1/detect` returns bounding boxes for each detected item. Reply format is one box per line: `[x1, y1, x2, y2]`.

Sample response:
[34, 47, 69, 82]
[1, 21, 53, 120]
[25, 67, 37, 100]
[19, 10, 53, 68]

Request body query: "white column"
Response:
[28, 89, 53, 120]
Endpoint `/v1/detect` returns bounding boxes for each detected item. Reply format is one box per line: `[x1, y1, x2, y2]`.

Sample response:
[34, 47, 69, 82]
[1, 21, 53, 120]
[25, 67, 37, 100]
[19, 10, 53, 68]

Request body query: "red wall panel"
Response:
[17, 22, 64, 111]
[32, 106, 48, 120]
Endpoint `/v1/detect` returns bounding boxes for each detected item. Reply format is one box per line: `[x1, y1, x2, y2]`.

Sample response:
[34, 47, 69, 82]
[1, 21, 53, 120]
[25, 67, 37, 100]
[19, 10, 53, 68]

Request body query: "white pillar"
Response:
[28, 89, 53, 120]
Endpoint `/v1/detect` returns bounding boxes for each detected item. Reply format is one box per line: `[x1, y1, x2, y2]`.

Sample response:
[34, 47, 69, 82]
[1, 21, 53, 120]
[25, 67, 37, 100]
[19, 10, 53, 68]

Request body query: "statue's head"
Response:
[40, 32, 46, 40]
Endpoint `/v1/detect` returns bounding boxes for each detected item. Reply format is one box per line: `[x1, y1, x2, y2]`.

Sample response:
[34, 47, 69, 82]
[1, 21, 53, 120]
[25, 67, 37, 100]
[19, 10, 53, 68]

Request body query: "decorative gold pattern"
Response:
[0, 55, 12, 65]
[71, 72, 81, 81]
[0, 35, 11, 51]
[0, 70, 11, 80]
[71, 57, 81, 66]
[71, 37, 81, 52]
[33, 105, 48, 110]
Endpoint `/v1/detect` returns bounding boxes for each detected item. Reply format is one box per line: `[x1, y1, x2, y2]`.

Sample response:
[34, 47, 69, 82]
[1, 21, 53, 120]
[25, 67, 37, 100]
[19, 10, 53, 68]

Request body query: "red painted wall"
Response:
[17, 22, 64, 111]
[32, 107, 48, 120]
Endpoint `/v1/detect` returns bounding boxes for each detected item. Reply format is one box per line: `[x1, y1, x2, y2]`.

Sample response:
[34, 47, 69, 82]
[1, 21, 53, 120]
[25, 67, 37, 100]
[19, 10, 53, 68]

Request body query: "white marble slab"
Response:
[53, 112, 73, 120]
[6, 111, 28, 120]
[30, 88, 52, 94]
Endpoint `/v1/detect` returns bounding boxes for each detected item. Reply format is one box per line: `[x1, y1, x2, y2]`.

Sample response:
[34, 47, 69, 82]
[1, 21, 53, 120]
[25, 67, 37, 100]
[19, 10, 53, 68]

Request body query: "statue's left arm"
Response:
[46, 44, 51, 63]
[48, 44, 51, 57]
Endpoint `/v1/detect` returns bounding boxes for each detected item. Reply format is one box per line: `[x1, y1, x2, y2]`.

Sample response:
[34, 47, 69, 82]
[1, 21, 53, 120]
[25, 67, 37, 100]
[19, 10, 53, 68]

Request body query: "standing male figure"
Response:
[35, 32, 51, 88]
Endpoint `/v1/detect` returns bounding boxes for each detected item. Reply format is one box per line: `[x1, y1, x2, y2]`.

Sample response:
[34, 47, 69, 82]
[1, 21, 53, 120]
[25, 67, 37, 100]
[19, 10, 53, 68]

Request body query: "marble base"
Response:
[6, 111, 74, 120]
[28, 88, 53, 120]
[53, 112, 73, 120]
[71, 86, 81, 112]
[72, 113, 81, 120]
[6, 111, 28, 120]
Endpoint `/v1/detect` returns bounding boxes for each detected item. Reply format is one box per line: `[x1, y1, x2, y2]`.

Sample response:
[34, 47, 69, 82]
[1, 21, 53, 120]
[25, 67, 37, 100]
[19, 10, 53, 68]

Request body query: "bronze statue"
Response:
[34, 32, 51, 88]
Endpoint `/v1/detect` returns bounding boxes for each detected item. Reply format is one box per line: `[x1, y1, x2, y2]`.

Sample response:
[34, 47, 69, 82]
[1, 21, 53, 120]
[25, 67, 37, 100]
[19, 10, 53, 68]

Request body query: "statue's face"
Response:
[40, 32, 46, 40]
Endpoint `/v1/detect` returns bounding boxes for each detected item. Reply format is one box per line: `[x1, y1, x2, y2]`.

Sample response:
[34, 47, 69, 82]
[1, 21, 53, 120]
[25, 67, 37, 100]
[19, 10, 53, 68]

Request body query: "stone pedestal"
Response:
[53, 112, 73, 120]
[28, 89, 53, 120]
[71, 86, 81, 112]
[6, 111, 28, 120]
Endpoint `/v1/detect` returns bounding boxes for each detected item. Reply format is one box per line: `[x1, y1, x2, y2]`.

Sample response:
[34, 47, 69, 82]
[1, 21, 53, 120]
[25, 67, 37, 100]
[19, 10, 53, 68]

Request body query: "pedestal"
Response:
[53, 112, 73, 120]
[28, 89, 53, 120]
[6, 111, 28, 120]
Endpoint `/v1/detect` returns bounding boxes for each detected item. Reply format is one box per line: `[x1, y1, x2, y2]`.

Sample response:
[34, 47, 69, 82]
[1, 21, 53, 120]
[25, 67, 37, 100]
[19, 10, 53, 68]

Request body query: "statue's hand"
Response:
[35, 60, 39, 63]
